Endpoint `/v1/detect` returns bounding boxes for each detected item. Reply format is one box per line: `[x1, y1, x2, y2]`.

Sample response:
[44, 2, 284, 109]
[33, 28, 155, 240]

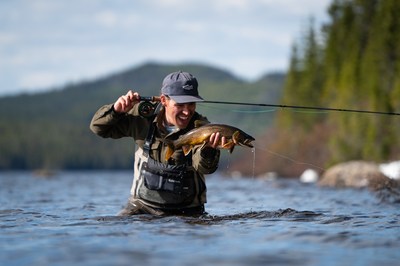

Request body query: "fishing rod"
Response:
[202, 100, 400, 116]
[138, 96, 400, 116]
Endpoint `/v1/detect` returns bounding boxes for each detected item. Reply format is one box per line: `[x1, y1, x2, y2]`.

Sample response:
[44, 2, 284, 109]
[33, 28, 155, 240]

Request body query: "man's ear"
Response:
[160, 95, 168, 107]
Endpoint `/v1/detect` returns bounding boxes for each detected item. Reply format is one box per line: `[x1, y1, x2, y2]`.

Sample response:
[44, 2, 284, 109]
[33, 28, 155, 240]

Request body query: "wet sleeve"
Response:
[192, 146, 220, 174]
[89, 104, 136, 139]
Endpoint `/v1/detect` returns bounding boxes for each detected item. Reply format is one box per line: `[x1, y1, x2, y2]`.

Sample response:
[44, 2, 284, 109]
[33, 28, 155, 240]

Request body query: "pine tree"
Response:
[275, 0, 400, 173]
[359, 0, 399, 160]
[278, 19, 324, 130]
[278, 42, 302, 129]
[322, 0, 363, 162]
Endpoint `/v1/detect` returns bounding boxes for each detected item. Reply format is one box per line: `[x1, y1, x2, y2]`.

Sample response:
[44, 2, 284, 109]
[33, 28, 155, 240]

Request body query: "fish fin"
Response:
[232, 131, 240, 144]
[164, 139, 176, 161]
[229, 145, 235, 153]
[199, 141, 207, 150]
[165, 145, 175, 161]
[222, 141, 235, 153]
[221, 140, 233, 149]
[194, 120, 209, 128]
[182, 145, 193, 156]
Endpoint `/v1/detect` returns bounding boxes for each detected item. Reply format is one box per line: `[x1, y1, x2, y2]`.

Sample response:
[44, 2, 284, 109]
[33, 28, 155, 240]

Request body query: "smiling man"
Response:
[90, 71, 225, 216]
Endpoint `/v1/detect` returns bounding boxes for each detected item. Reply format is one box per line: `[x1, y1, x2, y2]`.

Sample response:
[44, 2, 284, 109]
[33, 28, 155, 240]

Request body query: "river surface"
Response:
[1, 171, 399, 266]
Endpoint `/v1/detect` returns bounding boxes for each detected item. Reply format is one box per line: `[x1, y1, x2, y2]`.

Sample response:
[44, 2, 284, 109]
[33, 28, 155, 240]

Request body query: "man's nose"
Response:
[182, 104, 191, 113]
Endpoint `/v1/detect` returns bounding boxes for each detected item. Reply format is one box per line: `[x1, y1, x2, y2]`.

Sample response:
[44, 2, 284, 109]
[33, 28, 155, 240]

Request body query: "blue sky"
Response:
[0, 0, 331, 96]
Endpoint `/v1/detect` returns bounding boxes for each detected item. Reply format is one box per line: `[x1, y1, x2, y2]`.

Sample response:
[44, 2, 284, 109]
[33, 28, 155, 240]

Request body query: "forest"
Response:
[1, 0, 399, 177]
[266, 0, 400, 176]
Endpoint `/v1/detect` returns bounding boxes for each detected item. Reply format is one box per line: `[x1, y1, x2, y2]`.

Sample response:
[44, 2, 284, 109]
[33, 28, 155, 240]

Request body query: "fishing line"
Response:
[290, 109, 330, 114]
[198, 104, 277, 114]
[252, 148, 256, 179]
[255, 146, 326, 172]
[202, 100, 400, 116]
[199, 104, 329, 114]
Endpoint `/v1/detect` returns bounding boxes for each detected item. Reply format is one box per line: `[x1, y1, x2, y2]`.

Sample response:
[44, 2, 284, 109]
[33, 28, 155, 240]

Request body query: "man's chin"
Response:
[177, 120, 190, 129]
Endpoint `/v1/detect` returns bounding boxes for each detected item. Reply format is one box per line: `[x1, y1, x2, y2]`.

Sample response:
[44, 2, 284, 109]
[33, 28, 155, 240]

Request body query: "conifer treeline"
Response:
[277, 0, 400, 166]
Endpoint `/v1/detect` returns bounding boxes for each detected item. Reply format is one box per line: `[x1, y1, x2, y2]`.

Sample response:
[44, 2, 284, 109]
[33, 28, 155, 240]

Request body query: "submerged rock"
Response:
[319, 161, 398, 191]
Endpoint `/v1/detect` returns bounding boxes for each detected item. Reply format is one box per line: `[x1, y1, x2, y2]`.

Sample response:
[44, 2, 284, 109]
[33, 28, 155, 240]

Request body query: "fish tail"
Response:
[182, 145, 193, 156]
[162, 139, 175, 161]
[165, 146, 175, 161]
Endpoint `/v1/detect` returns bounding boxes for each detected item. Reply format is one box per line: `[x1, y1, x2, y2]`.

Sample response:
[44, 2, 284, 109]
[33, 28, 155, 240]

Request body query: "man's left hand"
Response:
[208, 132, 226, 149]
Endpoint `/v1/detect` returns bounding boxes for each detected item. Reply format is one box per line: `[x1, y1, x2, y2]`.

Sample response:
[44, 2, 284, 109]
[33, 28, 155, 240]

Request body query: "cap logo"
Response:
[182, 84, 194, 91]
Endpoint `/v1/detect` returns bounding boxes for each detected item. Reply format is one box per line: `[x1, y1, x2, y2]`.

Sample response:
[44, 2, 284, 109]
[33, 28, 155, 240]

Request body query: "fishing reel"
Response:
[138, 96, 161, 118]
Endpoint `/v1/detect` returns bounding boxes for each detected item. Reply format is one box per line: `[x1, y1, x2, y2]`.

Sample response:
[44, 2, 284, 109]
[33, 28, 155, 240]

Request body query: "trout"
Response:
[165, 123, 255, 160]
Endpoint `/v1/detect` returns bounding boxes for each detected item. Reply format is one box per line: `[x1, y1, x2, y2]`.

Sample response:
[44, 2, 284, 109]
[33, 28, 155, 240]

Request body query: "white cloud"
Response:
[94, 11, 119, 27]
[212, 0, 251, 12]
[0, 33, 19, 45]
[157, 0, 183, 7]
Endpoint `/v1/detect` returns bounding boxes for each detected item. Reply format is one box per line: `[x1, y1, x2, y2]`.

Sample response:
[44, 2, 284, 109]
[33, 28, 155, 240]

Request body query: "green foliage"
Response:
[277, 0, 400, 169]
[278, 19, 325, 130]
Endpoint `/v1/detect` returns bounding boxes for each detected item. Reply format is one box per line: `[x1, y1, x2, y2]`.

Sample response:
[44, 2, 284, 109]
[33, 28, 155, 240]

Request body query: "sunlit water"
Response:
[1, 171, 399, 266]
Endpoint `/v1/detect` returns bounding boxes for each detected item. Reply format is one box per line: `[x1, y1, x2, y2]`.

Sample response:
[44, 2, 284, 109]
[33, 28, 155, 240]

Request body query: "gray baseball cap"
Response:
[161, 71, 204, 103]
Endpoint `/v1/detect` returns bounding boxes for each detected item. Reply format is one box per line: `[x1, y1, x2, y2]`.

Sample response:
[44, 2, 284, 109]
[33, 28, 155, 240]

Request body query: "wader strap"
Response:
[143, 121, 155, 158]
[142, 103, 161, 158]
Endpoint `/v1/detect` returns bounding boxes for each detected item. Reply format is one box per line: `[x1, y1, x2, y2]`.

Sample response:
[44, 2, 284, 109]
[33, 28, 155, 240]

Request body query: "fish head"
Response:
[232, 130, 255, 148]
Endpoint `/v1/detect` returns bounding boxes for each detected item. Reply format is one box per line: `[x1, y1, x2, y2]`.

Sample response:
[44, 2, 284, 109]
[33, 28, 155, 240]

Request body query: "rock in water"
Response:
[318, 161, 398, 191]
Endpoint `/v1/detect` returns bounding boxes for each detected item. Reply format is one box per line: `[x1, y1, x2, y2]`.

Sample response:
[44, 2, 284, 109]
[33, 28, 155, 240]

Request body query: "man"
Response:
[90, 71, 225, 216]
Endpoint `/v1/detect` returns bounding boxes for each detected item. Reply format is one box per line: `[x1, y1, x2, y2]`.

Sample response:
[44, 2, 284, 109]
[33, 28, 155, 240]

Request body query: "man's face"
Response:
[161, 95, 196, 129]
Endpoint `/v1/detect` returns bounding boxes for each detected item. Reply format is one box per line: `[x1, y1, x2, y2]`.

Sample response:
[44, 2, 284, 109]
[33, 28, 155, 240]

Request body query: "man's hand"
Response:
[113, 91, 140, 113]
[207, 132, 226, 149]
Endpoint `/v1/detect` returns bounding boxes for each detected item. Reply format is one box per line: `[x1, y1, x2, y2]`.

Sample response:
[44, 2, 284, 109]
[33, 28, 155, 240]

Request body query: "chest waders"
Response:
[133, 116, 206, 209]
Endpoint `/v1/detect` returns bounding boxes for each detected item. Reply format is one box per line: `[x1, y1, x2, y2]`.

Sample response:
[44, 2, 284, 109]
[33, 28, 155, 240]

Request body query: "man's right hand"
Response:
[113, 91, 140, 113]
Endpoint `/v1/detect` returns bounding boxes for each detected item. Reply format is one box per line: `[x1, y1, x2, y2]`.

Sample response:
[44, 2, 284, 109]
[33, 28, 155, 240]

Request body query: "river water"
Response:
[1, 171, 399, 266]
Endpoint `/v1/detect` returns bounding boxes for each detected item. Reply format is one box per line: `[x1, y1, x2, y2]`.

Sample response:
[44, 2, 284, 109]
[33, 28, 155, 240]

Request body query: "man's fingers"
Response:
[209, 132, 216, 143]
[114, 91, 140, 113]
[214, 132, 220, 146]
[208, 132, 221, 148]
[126, 90, 138, 102]
[221, 136, 226, 146]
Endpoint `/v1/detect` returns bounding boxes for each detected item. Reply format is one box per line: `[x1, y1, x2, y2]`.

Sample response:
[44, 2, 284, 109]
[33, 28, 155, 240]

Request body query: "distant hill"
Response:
[0, 62, 285, 170]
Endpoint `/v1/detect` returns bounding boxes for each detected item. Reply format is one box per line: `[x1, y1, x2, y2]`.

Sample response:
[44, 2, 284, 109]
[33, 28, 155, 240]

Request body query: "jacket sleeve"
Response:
[89, 104, 146, 139]
[192, 146, 220, 175]
[187, 113, 220, 174]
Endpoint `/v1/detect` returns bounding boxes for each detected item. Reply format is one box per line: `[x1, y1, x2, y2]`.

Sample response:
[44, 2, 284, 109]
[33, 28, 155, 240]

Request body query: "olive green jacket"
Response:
[90, 103, 220, 207]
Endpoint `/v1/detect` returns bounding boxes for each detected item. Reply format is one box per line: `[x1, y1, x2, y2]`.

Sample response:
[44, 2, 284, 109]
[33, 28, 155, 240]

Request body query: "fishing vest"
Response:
[131, 114, 206, 209]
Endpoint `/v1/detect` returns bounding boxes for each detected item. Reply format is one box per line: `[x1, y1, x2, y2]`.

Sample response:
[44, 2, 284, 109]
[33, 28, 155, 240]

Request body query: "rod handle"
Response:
[139, 96, 161, 102]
